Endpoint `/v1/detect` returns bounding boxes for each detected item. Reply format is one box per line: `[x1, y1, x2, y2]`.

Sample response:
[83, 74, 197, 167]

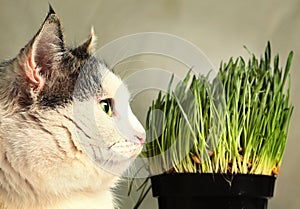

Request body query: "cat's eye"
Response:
[100, 99, 113, 117]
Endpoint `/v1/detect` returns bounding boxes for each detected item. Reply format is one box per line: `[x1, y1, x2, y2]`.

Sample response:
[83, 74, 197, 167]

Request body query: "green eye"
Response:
[100, 99, 113, 117]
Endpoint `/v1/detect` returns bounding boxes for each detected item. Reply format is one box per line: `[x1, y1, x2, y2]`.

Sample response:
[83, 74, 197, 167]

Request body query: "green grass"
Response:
[143, 42, 293, 175]
[129, 43, 294, 208]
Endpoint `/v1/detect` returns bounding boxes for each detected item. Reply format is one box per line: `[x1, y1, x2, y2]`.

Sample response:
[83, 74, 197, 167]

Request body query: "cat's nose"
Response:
[135, 134, 145, 145]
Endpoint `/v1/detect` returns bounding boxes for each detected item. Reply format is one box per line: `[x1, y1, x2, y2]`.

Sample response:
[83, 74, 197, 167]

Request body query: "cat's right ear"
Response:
[17, 6, 65, 91]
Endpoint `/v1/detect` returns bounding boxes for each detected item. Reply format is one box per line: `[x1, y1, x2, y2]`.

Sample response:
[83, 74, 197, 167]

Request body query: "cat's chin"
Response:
[94, 156, 139, 176]
[81, 140, 143, 175]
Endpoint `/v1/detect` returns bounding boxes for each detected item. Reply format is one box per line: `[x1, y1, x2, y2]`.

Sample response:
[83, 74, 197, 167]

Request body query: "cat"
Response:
[0, 5, 145, 209]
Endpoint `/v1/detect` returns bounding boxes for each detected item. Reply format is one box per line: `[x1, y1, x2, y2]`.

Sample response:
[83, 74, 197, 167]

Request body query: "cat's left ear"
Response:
[19, 7, 65, 89]
[71, 27, 96, 56]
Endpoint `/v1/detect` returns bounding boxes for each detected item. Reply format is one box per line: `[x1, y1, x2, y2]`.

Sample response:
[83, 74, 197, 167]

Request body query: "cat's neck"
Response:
[0, 106, 119, 209]
[0, 189, 116, 209]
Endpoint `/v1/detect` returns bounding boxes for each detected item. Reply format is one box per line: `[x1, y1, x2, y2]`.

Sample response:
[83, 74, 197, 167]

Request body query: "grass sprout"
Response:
[143, 42, 293, 175]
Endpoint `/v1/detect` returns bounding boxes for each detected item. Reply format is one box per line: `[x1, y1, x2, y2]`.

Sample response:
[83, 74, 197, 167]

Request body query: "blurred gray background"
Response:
[0, 0, 299, 209]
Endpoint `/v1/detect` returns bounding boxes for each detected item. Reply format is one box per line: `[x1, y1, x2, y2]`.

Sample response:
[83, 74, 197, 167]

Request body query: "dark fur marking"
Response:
[62, 115, 92, 140]
[60, 125, 81, 153]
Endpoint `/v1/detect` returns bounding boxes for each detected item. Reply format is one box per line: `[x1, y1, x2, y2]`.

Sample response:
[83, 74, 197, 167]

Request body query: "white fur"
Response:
[0, 69, 145, 209]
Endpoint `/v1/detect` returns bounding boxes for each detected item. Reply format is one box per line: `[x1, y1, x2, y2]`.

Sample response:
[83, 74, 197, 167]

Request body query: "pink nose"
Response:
[135, 135, 145, 145]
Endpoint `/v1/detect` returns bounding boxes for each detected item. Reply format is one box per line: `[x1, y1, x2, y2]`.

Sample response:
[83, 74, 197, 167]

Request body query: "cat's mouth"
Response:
[108, 140, 143, 158]
[108, 140, 142, 148]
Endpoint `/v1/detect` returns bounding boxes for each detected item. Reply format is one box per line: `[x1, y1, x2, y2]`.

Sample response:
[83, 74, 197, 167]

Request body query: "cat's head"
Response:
[0, 6, 145, 176]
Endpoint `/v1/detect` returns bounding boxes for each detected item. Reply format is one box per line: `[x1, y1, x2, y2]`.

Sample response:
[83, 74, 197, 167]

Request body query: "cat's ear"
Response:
[18, 5, 65, 89]
[71, 27, 96, 56]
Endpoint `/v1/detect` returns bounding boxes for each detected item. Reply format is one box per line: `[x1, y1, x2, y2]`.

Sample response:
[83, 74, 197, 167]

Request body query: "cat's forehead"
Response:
[101, 71, 130, 101]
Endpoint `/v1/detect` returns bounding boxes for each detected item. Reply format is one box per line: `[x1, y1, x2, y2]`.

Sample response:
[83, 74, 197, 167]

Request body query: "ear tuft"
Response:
[71, 27, 97, 57]
[48, 3, 56, 15]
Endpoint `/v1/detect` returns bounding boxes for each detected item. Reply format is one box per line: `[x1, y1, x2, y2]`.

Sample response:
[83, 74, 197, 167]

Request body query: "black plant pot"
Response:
[151, 173, 276, 209]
